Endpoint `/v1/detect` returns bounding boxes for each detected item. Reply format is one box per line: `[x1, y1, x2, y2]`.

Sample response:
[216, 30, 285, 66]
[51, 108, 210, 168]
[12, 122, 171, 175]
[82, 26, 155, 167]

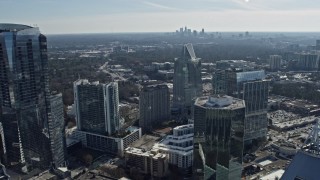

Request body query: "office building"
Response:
[48, 93, 66, 167]
[125, 147, 169, 178]
[152, 124, 193, 169]
[212, 70, 269, 141]
[139, 85, 170, 132]
[269, 55, 281, 71]
[0, 24, 54, 170]
[74, 79, 120, 136]
[193, 95, 246, 180]
[173, 43, 202, 118]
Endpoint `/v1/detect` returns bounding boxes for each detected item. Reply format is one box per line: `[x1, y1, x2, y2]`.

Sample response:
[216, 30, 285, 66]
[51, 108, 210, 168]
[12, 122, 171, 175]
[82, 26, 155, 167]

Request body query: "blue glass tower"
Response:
[0, 24, 57, 171]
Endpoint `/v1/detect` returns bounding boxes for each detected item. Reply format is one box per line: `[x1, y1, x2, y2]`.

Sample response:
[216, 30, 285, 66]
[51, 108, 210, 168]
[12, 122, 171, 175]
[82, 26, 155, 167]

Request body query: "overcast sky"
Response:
[1, 0, 320, 34]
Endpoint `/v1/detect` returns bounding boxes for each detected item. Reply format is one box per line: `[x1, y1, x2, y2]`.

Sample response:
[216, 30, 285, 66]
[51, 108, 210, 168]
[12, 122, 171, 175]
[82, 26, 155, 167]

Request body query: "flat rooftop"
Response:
[130, 135, 160, 151]
[195, 95, 245, 110]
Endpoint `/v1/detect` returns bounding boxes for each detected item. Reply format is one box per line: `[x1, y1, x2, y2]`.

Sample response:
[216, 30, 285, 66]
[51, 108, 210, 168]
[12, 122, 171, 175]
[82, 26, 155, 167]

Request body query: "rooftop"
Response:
[0, 23, 33, 32]
[130, 135, 160, 151]
[194, 95, 245, 110]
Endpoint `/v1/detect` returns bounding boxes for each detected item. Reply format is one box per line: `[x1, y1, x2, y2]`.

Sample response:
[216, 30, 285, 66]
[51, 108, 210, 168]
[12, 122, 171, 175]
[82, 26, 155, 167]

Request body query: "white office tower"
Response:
[74, 79, 120, 136]
[269, 55, 281, 71]
[153, 124, 194, 169]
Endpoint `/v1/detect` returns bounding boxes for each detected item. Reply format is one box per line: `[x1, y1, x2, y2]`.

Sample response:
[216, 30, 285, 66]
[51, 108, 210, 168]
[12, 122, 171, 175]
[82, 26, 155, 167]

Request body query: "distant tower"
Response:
[74, 80, 120, 135]
[139, 85, 170, 132]
[316, 40, 320, 50]
[193, 95, 246, 180]
[173, 44, 202, 119]
[269, 55, 282, 71]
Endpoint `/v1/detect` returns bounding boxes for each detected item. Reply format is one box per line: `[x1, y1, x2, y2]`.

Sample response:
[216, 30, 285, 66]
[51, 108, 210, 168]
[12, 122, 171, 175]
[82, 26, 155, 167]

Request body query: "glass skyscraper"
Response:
[193, 95, 245, 180]
[0, 24, 58, 171]
[212, 70, 269, 141]
[173, 43, 202, 119]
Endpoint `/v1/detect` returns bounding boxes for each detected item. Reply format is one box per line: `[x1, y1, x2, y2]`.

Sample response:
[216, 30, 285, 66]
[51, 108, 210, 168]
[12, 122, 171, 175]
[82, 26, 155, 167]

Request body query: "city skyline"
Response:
[1, 0, 320, 34]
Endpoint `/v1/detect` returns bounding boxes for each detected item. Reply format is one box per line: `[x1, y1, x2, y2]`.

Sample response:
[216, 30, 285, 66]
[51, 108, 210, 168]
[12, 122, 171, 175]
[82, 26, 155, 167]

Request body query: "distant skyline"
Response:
[1, 0, 320, 34]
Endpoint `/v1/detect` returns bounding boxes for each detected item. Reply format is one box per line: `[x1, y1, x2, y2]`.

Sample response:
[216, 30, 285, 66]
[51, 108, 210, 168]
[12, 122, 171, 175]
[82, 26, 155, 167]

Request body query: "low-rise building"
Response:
[124, 147, 169, 178]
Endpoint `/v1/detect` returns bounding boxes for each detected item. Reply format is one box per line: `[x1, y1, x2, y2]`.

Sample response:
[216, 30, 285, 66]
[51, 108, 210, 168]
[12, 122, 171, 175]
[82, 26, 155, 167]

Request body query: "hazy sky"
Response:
[1, 0, 320, 34]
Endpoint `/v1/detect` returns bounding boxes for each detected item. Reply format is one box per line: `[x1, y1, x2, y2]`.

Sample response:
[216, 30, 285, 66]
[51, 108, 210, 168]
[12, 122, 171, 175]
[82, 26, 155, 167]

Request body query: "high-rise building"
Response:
[74, 79, 120, 136]
[48, 93, 66, 167]
[298, 53, 319, 71]
[212, 70, 269, 141]
[269, 55, 282, 71]
[139, 85, 170, 132]
[316, 40, 320, 50]
[0, 24, 56, 171]
[193, 95, 245, 180]
[173, 44, 202, 118]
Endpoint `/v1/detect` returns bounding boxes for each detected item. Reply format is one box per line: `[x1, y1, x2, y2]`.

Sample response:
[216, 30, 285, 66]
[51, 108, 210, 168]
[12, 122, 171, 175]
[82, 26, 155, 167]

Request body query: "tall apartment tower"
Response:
[298, 53, 319, 71]
[0, 24, 54, 170]
[48, 93, 66, 167]
[316, 40, 320, 50]
[74, 79, 120, 136]
[193, 95, 246, 180]
[269, 55, 281, 71]
[139, 84, 170, 132]
[173, 43, 202, 118]
[212, 70, 269, 141]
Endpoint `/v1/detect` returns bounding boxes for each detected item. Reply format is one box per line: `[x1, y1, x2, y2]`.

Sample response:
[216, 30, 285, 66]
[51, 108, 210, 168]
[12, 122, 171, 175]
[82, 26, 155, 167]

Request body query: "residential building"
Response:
[298, 53, 319, 71]
[212, 70, 269, 141]
[193, 95, 246, 180]
[269, 55, 281, 71]
[139, 84, 170, 132]
[0, 24, 54, 171]
[67, 126, 142, 156]
[152, 124, 193, 170]
[316, 40, 320, 50]
[48, 93, 66, 167]
[125, 147, 169, 178]
[173, 43, 202, 119]
[74, 79, 120, 136]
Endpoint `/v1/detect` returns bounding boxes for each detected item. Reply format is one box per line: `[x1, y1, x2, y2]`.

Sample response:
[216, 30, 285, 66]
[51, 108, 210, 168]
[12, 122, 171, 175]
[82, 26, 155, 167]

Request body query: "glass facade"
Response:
[193, 96, 245, 180]
[48, 93, 66, 167]
[75, 82, 106, 134]
[74, 80, 120, 136]
[106, 82, 120, 135]
[236, 70, 265, 83]
[212, 69, 269, 141]
[173, 44, 202, 118]
[0, 24, 53, 171]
